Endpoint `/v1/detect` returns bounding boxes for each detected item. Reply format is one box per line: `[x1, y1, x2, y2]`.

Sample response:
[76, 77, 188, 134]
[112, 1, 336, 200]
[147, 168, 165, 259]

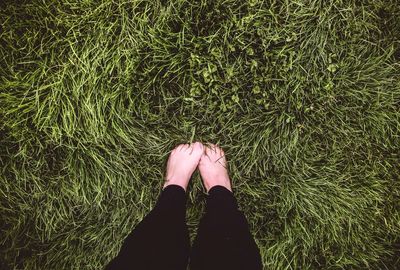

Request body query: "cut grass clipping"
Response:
[1, 0, 399, 269]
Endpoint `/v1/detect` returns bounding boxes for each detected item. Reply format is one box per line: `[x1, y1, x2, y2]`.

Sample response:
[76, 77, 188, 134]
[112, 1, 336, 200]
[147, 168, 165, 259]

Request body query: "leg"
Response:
[105, 142, 205, 270]
[190, 144, 263, 270]
[106, 185, 189, 270]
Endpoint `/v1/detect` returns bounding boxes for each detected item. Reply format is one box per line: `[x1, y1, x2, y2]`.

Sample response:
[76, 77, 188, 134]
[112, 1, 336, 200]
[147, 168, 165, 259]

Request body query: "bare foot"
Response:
[198, 144, 232, 192]
[163, 142, 204, 191]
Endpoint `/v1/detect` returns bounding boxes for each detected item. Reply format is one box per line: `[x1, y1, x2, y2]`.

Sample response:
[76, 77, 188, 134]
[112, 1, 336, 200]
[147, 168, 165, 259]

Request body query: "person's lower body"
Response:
[105, 184, 190, 270]
[105, 184, 262, 270]
[189, 185, 263, 270]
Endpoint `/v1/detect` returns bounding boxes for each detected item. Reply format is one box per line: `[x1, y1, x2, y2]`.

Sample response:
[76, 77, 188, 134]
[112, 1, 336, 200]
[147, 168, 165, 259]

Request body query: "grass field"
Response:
[1, 0, 399, 269]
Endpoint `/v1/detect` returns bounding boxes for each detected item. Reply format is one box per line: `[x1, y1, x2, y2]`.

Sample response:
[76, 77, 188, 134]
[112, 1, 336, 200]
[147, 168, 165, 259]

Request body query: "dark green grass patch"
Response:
[1, 0, 399, 269]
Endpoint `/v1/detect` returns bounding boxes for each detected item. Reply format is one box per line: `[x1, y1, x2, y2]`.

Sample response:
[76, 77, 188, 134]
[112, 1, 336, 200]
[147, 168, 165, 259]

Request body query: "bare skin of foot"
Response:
[198, 144, 232, 192]
[163, 142, 204, 191]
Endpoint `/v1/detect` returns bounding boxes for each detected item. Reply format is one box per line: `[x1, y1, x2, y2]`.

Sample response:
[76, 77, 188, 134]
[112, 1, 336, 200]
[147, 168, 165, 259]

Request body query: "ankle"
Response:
[163, 179, 187, 192]
[206, 180, 232, 193]
[208, 184, 233, 193]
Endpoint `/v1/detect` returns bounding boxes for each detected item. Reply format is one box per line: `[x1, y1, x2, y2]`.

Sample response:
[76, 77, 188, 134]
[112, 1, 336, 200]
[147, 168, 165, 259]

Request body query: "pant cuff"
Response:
[155, 184, 187, 212]
[206, 185, 239, 212]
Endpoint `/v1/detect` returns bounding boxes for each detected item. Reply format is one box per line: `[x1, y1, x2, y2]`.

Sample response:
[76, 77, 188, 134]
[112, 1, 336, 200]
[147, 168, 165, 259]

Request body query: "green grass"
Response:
[1, 0, 399, 269]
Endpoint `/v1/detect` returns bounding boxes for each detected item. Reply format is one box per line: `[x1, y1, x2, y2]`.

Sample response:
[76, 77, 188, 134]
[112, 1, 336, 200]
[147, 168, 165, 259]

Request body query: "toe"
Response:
[220, 150, 226, 159]
[193, 141, 203, 148]
[176, 144, 185, 151]
[206, 143, 215, 150]
[173, 144, 181, 151]
[182, 143, 190, 151]
[204, 145, 214, 157]
[211, 144, 218, 154]
[192, 142, 204, 152]
[200, 149, 211, 163]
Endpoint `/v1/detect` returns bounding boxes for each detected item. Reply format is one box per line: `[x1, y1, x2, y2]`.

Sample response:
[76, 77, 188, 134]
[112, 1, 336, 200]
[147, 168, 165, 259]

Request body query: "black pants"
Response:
[105, 185, 263, 270]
